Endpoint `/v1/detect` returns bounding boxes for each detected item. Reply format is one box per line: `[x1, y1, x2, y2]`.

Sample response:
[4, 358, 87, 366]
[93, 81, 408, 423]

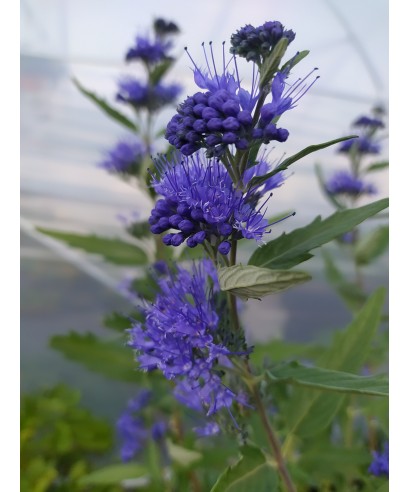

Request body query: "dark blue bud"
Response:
[186, 236, 198, 248]
[260, 103, 275, 123]
[155, 199, 172, 215]
[218, 241, 231, 255]
[163, 233, 174, 245]
[185, 131, 200, 143]
[150, 224, 165, 234]
[276, 127, 289, 142]
[283, 29, 296, 43]
[264, 123, 278, 139]
[222, 117, 241, 131]
[235, 138, 249, 150]
[222, 100, 240, 116]
[202, 107, 221, 120]
[177, 203, 190, 216]
[208, 95, 225, 110]
[218, 223, 233, 235]
[157, 217, 170, 228]
[237, 110, 253, 126]
[222, 132, 238, 144]
[193, 231, 206, 244]
[193, 92, 208, 105]
[193, 103, 206, 116]
[179, 219, 195, 233]
[252, 128, 263, 139]
[181, 142, 201, 155]
[207, 118, 223, 131]
[193, 119, 207, 132]
[206, 135, 222, 146]
[183, 116, 195, 128]
[148, 215, 158, 225]
[191, 208, 204, 221]
[169, 214, 183, 227]
[171, 233, 185, 246]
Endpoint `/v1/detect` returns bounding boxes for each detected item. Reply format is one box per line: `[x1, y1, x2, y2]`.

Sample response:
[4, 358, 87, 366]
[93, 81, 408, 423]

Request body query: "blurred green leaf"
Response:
[127, 221, 151, 239]
[103, 312, 135, 332]
[248, 135, 357, 189]
[283, 287, 385, 438]
[323, 250, 368, 312]
[50, 332, 139, 382]
[37, 228, 148, 265]
[210, 445, 278, 492]
[266, 361, 388, 396]
[72, 77, 139, 132]
[166, 440, 202, 468]
[149, 59, 173, 85]
[79, 463, 147, 485]
[249, 199, 389, 270]
[218, 265, 311, 300]
[365, 160, 389, 173]
[355, 226, 389, 265]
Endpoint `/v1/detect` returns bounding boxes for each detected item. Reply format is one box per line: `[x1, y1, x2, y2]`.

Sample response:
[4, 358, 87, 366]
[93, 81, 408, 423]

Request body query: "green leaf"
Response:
[218, 265, 311, 300]
[376, 482, 389, 492]
[248, 135, 357, 189]
[248, 198, 389, 270]
[355, 226, 389, 265]
[210, 445, 278, 492]
[50, 332, 140, 383]
[36, 228, 148, 265]
[283, 287, 385, 438]
[266, 361, 388, 396]
[322, 250, 367, 312]
[103, 311, 142, 332]
[72, 78, 139, 132]
[259, 37, 289, 88]
[280, 50, 310, 73]
[149, 59, 173, 84]
[365, 160, 389, 173]
[79, 463, 147, 485]
[166, 440, 202, 468]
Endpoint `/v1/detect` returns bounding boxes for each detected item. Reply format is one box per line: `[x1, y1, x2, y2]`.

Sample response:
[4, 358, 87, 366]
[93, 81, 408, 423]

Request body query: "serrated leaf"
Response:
[218, 265, 311, 300]
[166, 440, 202, 468]
[210, 445, 278, 492]
[37, 228, 148, 265]
[72, 78, 139, 132]
[365, 160, 389, 173]
[322, 250, 367, 312]
[283, 288, 385, 438]
[266, 361, 388, 396]
[50, 332, 140, 382]
[259, 37, 289, 88]
[280, 50, 310, 73]
[355, 226, 389, 265]
[248, 136, 357, 189]
[79, 463, 147, 485]
[248, 198, 389, 270]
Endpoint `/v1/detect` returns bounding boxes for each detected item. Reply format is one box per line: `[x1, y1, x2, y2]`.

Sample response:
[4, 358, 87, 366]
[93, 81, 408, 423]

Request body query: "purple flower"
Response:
[353, 115, 385, 129]
[126, 35, 172, 64]
[369, 442, 389, 478]
[116, 78, 181, 112]
[98, 138, 146, 175]
[127, 260, 248, 421]
[326, 171, 377, 196]
[338, 136, 381, 155]
[153, 18, 180, 37]
[148, 151, 287, 251]
[230, 21, 296, 65]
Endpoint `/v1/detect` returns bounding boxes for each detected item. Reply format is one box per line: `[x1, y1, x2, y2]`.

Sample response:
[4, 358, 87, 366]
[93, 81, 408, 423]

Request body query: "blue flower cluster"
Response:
[126, 35, 172, 64]
[353, 115, 385, 129]
[326, 171, 376, 196]
[230, 21, 296, 64]
[368, 442, 389, 478]
[165, 42, 317, 157]
[116, 77, 181, 112]
[98, 138, 146, 175]
[154, 18, 180, 36]
[127, 260, 247, 424]
[116, 390, 167, 462]
[338, 136, 381, 155]
[148, 152, 285, 254]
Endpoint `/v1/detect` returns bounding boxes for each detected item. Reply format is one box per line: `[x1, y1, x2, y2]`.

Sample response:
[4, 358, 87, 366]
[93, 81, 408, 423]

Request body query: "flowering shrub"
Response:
[38, 17, 389, 492]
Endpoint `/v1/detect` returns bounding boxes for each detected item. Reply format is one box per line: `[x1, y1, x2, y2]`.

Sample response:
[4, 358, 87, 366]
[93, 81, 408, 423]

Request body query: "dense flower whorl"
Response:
[230, 21, 296, 64]
[148, 151, 286, 253]
[338, 136, 381, 155]
[353, 115, 385, 129]
[368, 442, 389, 478]
[127, 260, 247, 420]
[98, 138, 146, 175]
[125, 35, 172, 64]
[325, 171, 376, 197]
[116, 77, 181, 112]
